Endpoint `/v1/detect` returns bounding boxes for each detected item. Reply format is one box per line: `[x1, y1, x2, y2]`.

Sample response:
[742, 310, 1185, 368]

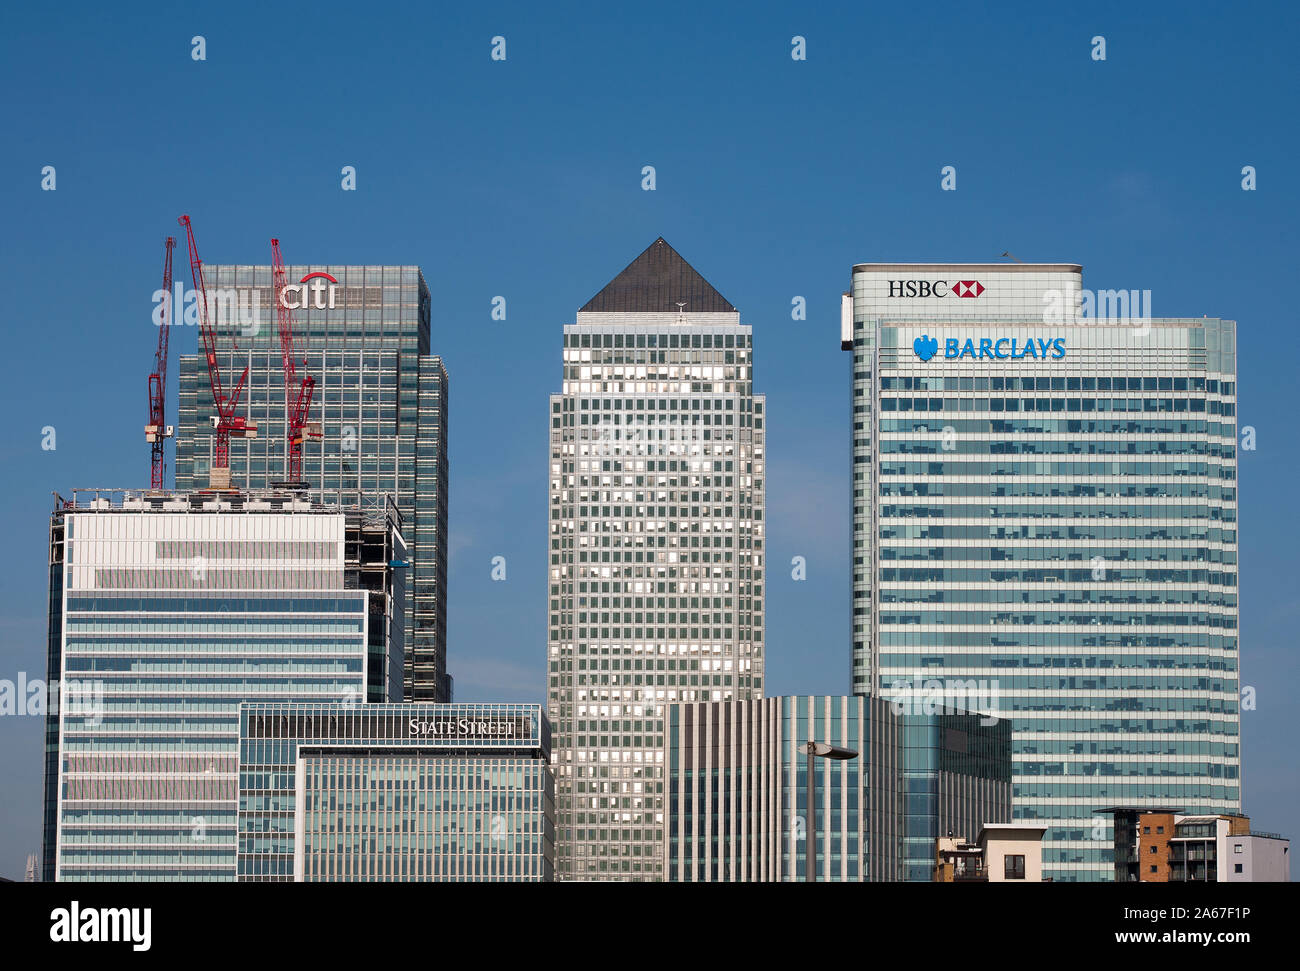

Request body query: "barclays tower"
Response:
[842, 263, 1240, 881]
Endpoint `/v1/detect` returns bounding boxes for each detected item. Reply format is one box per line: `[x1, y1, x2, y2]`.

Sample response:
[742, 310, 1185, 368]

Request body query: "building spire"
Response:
[580, 237, 735, 313]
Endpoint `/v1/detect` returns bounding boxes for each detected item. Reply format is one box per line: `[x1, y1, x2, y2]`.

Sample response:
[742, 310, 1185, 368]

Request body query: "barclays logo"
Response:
[913, 335, 939, 361]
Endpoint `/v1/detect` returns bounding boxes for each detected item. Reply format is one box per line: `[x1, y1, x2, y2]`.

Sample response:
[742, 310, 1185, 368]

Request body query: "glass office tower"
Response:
[843, 263, 1240, 880]
[238, 703, 554, 881]
[665, 696, 1010, 882]
[665, 696, 902, 882]
[176, 263, 450, 701]
[41, 488, 406, 881]
[548, 239, 766, 880]
[899, 710, 1013, 881]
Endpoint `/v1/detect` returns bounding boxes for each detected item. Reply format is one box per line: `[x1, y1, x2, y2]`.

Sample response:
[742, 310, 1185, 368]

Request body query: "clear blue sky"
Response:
[1, 0, 1296, 879]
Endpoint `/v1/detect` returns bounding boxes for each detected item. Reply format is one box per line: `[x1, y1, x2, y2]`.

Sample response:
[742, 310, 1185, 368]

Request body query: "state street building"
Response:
[842, 263, 1240, 880]
[237, 703, 554, 882]
[548, 239, 766, 880]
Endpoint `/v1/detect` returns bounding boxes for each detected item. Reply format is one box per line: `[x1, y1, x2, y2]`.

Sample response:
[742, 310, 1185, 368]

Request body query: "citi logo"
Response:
[887, 279, 984, 298]
[279, 271, 338, 310]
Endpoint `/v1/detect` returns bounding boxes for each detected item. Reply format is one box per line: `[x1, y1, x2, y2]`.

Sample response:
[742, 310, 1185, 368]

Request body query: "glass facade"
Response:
[900, 711, 1012, 881]
[237, 703, 554, 881]
[176, 264, 450, 701]
[41, 494, 403, 881]
[665, 696, 892, 881]
[845, 264, 1241, 881]
[548, 239, 765, 880]
[780, 696, 873, 881]
[664, 695, 1007, 881]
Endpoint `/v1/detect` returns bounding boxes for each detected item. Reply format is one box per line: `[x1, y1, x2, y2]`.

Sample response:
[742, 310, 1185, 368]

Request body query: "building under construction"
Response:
[173, 259, 450, 702]
[41, 486, 407, 881]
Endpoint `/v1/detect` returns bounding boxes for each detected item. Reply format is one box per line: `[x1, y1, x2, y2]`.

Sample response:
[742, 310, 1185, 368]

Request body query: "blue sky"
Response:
[1, 0, 1296, 879]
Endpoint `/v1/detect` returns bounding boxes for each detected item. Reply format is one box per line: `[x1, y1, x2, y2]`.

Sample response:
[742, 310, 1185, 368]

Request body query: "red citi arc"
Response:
[279, 271, 339, 310]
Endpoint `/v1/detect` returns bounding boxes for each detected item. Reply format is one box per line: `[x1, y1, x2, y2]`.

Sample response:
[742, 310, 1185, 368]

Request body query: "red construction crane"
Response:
[145, 236, 176, 489]
[270, 238, 319, 482]
[178, 214, 255, 488]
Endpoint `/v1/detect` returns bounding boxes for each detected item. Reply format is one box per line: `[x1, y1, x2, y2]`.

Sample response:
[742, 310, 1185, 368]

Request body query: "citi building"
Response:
[842, 263, 1240, 881]
[176, 263, 450, 702]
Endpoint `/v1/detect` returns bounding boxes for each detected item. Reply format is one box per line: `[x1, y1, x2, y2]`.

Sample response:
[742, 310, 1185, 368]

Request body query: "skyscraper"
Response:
[547, 239, 766, 880]
[176, 262, 450, 701]
[843, 263, 1240, 880]
[42, 487, 406, 881]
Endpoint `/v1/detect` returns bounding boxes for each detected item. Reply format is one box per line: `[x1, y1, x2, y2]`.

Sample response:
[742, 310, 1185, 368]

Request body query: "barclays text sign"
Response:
[912, 334, 1066, 361]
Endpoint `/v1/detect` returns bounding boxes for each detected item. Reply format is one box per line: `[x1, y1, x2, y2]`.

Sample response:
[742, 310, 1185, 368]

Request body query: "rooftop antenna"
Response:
[1001, 251, 1025, 264]
[675, 300, 686, 323]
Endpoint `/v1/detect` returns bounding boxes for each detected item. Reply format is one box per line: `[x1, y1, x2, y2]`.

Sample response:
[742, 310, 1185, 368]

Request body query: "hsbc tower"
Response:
[842, 263, 1240, 881]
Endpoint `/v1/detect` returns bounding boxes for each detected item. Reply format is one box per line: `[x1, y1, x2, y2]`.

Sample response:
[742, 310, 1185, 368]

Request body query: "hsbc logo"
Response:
[887, 279, 984, 298]
[280, 271, 338, 310]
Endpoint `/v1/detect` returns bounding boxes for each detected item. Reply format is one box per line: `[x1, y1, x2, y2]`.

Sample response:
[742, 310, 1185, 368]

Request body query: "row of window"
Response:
[879, 546, 1235, 562]
[880, 482, 1234, 499]
[883, 440, 1234, 457]
[879, 397, 1235, 415]
[878, 503, 1236, 520]
[565, 332, 750, 349]
[878, 631, 1237, 648]
[880, 376, 1234, 394]
[878, 460, 1235, 478]
[876, 567, 1236, 583]
[881, 525, 1236, 541]
[878, 652, 1237, 667]
[878, 418, 1235, 436]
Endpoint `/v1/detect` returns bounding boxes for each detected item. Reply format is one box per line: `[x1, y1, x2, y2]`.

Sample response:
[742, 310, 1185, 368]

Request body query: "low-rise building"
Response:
[936, 824, 1049, 882]
[238, 702, 555, 881]
[1099, 808, 1289, 882]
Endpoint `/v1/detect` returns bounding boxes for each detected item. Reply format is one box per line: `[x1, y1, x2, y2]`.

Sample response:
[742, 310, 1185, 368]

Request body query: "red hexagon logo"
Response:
[953, 280, 984, 298]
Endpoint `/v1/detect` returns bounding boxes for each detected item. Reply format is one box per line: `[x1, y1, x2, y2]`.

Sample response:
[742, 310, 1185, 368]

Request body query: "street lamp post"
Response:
[805, 741, 858, 883]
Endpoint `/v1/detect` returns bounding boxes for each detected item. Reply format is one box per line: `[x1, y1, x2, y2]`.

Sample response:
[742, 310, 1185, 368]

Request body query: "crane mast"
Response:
[145, 236, 176, 489]
[178, 214, 255, 489]
[271, 238, 319, 483]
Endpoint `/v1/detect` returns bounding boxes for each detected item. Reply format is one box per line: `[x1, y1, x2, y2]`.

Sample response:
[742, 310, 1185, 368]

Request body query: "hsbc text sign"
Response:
[887, 279, 984, 298]
[280, 272, 339, 310]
